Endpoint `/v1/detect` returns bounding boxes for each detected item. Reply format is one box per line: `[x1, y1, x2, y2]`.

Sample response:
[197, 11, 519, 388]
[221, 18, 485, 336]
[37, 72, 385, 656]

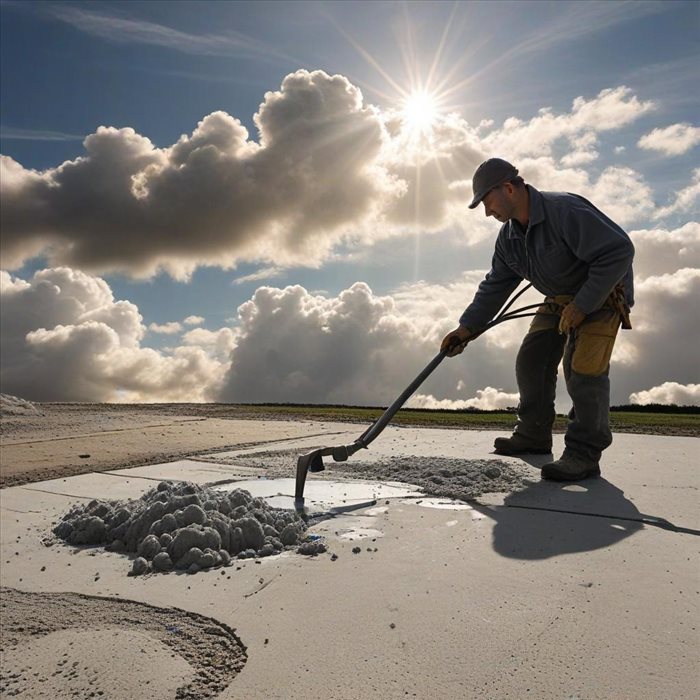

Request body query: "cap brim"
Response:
[468, 195, 482, 209]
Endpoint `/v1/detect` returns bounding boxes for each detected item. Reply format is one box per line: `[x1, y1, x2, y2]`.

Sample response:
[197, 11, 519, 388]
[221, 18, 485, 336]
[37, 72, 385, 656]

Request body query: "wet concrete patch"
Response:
[403, 497, 486, 514]
[215, 477, 422, 512]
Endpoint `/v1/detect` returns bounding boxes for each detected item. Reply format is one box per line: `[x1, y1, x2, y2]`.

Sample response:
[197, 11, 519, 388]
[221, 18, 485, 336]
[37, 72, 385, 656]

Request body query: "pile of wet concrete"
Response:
[52, 481, 320, 575]
[342, 456, 531, 501]
[212, 448, 533, 501]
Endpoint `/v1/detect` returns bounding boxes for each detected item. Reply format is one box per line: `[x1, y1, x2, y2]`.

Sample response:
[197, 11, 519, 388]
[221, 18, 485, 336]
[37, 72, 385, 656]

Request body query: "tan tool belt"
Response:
[542, 283, 632, 330]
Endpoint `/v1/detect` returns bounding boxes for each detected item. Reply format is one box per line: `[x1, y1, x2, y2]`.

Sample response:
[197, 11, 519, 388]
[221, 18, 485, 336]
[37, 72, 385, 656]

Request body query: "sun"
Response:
[400, 90, 439, 135]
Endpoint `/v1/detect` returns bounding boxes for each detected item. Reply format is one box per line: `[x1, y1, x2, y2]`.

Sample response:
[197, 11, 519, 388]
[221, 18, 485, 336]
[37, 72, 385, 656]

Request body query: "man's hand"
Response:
[440, 326, 474, 357]
[559, 302, 586, 334]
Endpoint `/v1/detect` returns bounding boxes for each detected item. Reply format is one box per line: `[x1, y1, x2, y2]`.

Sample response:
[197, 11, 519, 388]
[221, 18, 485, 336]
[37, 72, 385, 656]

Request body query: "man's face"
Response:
[482, 183, 514, 222]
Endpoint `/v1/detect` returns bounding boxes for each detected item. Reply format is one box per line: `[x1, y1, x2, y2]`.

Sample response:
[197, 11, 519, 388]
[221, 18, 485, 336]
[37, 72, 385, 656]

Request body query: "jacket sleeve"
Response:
[459, 239, 522, 330]
[563, 203, 635, 314]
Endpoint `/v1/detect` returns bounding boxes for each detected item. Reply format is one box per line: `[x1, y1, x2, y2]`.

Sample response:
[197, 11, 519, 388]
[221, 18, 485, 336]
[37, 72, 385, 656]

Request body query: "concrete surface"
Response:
[1, 422, 698, 699]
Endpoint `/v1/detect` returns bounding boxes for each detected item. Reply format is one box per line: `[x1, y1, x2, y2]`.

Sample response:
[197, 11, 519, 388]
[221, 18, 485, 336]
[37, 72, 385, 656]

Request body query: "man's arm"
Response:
[458, 242, 522, 331]
[563, 203, 635, 315]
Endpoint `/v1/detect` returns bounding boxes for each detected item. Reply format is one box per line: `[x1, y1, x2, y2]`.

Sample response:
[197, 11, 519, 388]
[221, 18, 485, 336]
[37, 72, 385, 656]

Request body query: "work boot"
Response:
[541, 452, 601, 481]
[493, 433, 552, 456]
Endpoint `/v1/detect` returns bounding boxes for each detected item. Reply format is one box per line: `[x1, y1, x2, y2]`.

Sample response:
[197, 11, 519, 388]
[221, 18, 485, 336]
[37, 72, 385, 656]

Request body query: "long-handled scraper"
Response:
[294, 283, 538, 512]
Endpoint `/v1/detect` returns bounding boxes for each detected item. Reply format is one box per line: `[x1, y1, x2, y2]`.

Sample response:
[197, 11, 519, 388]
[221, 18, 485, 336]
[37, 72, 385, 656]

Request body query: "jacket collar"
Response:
[507, 184, 545, 238]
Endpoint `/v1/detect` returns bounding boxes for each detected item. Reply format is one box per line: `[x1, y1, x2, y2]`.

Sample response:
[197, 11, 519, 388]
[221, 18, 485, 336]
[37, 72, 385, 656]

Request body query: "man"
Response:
[441, 158, 634, 481]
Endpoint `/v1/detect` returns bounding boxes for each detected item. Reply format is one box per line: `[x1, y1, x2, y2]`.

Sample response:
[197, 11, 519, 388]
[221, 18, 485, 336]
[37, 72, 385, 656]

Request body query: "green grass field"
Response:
[222, 404, 699, 436]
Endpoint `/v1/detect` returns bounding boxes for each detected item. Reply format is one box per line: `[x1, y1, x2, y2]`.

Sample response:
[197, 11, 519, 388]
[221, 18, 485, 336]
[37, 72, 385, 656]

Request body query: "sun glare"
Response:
[401, 90, 439, 134]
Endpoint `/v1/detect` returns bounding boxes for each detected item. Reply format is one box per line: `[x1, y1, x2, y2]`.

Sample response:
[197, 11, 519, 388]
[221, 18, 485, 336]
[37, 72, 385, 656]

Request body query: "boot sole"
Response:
[541, 466, 601, 481]
[493, 447, 552, 456]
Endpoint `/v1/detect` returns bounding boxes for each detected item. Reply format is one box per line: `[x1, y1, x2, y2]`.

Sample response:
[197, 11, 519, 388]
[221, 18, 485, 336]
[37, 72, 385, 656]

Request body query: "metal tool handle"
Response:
[357, 351, 447, 447]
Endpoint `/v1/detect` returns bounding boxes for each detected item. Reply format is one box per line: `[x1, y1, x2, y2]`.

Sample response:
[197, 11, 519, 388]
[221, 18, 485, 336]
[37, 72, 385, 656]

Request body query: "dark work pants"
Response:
[513, 302, 620, 464]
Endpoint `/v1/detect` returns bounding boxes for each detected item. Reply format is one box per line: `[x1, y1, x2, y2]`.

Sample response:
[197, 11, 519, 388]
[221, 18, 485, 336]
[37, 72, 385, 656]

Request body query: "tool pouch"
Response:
[608, 282, 632, 330]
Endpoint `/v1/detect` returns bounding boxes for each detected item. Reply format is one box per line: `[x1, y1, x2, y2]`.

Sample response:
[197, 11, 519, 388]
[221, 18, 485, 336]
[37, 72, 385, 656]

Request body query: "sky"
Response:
[1, 0, 699, 408]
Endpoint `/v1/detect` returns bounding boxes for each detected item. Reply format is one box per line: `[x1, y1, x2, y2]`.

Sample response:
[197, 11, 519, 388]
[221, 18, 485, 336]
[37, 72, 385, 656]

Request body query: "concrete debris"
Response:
[53, 481, 314, 575]
[130, 557, 149, 576]
[0, 394, 41, 416]
[296, 541, 327, 556]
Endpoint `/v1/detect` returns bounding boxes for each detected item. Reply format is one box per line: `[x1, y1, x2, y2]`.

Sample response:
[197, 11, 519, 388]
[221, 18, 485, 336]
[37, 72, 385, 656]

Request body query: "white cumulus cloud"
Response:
[629, 222, 700, 279]
[218, 282, 430, 404]
[216, 280, 528, 406]
[0, 268, 228, 402]
[0, 70, 393, 278]
[652, 168, 700, 221]
[612, 268, 700, 401]
[148, 321, 183, 334]
[2, 265, 698, 410]
[638, 123, 700, 156]
[182, 327, 237, 363]
[629, 382, 700, 406]
[1, 77, 663, 277]
[408, 387, 519, 411]
[481, 86, 655, 161]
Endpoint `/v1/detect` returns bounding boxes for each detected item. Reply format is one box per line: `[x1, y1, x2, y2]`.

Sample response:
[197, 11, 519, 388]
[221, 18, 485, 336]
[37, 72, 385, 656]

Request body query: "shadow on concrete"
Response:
[507, 452, 553, 469]
[474, 477, 700, 559]
[473, 478, 644, 560]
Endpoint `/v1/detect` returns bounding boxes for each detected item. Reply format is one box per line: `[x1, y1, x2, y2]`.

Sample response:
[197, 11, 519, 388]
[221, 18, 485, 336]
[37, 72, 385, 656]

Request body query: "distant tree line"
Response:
[239, 402, 699, 414]
[609, 403, 700, 414]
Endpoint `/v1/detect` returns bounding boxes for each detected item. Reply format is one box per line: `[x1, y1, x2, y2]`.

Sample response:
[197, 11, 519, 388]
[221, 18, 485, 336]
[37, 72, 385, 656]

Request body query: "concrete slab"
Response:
[1, 487, 76, 548]
[103, 459, 265, 484]
[1, 417, 353, 486]
[15, 472, 155, 502]
[1, 426, 697, 699]
[202, 425, 361, 461]
[208, 426, 699, 530]
[476, 433, 699, 532]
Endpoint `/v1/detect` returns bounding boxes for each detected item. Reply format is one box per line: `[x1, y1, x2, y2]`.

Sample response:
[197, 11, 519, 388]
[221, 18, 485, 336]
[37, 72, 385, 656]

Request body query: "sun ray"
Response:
[398, 2, 421, 92]
[413, 160, 422, 281]
[426, 0, 461, 91]
[321, 5, 410, 99]
[432, 33, 492, 100]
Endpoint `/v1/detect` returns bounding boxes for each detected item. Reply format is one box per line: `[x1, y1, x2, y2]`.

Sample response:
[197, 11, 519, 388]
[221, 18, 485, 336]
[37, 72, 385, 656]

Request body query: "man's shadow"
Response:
[472, 470, 647, 560]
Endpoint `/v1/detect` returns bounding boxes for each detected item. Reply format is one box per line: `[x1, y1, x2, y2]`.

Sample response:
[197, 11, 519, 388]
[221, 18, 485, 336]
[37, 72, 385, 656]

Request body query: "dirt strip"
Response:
[0, 587, 247, 700]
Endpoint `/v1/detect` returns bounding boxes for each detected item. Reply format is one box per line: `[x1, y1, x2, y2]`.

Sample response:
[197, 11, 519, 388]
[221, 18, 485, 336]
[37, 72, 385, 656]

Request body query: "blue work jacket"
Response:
[459, 185, 634, 331]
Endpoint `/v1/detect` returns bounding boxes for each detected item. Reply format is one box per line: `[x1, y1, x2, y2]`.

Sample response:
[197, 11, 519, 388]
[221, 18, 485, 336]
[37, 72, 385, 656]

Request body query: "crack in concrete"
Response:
[195, 429, 357, 461]
[2, 507, 43, 514]
[243, 573, 280, 598]
[2, 418, 207, 446]
[19, 487, 94, 500]
[504, 503, 700, 536]
[100, 471, 186, 483]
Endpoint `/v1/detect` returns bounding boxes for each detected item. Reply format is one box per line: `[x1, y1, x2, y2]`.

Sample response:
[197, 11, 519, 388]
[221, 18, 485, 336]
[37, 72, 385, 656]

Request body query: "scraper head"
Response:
[294, 448, 325, 513]
[294, 442, 364, 512]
